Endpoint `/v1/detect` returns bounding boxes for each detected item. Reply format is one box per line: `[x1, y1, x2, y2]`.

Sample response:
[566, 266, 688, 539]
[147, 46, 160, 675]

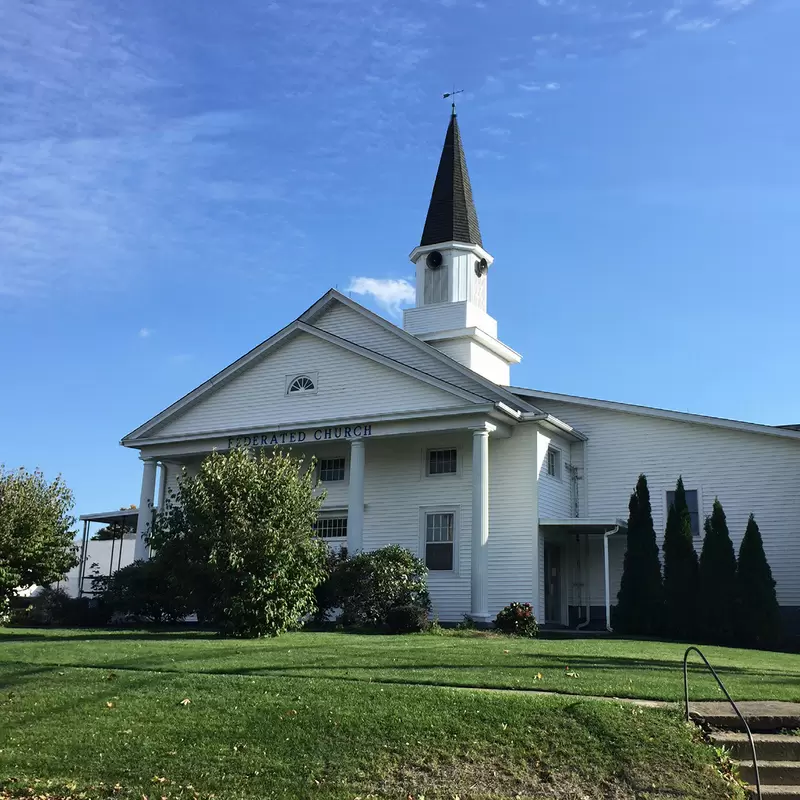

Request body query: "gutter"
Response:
[522, 412, 588, 441]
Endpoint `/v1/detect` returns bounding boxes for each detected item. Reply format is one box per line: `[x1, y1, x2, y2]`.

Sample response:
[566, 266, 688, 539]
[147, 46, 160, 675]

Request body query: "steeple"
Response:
[420, 112, 483, 248]
[403, 112, 521, 386]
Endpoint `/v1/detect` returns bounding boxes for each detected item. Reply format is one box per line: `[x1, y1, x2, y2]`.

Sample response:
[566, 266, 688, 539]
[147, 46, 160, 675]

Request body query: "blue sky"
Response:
[2, 0, 798, 519]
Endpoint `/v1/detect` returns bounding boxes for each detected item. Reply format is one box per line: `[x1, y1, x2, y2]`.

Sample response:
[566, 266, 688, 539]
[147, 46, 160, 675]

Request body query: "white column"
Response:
[471, 428, 490, 621]
[134, 458, 158, 562]
[157, 463, 168, 511]
[347, 440, 365, 554]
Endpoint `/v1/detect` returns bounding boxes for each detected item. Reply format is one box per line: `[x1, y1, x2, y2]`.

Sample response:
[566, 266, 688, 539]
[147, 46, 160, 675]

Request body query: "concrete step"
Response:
[690, 701, 800, 732]
[738, 760, 800, 786]
[713, 733, 800, 761]
[750, 786, 800, 799]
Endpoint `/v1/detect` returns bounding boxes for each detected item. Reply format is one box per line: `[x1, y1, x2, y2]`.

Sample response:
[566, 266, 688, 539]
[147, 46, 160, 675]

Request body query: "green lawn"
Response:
[1, 627, 798, 702]
[2, 628, 791, 799]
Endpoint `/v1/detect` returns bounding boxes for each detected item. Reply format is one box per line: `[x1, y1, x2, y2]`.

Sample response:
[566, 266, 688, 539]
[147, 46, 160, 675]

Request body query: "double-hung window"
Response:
[425, 511, 455, 571]
[546, 447, 561, 479]
[318, 457, 346, 482]
[315, 515, 348, 540]
[427, 448, 457, 476]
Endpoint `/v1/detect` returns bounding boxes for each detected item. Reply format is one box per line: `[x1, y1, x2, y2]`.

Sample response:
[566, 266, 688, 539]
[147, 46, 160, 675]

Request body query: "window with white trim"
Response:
[666, 489, 701, 537]
[427, 448, 458, 476]
[318, 457, 346, 482]
[315, 515, 348, 539]
[546, 447, 561, 479]
[425, 511, 454, 570]
[287, 374, 316, 394]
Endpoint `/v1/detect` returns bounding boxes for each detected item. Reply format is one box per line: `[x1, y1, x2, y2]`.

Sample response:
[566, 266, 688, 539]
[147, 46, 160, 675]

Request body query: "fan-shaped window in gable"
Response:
[287, 375, 316, 394]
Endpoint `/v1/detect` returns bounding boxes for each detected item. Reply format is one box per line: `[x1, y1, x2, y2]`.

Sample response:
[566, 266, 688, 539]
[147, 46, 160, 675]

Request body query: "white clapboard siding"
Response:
[488, 424, 538, 613]
[153, 333, 466, 439]
[361, 432, 472, 621]
[534, 399, 800, 607]
[537, 431, 573, 519]
[312, 301, 500, 399]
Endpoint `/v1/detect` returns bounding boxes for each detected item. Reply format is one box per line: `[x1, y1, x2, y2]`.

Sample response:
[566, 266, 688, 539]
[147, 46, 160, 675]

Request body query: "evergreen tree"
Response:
[737, 514, 781, 648]
[662, 476, 699, 639]
[615, 474, 663, 635]
[697, 498, 738, 644]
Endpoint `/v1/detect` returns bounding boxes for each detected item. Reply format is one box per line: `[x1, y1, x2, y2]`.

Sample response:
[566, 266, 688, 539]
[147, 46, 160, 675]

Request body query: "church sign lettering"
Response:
[228, 424, 372, 450]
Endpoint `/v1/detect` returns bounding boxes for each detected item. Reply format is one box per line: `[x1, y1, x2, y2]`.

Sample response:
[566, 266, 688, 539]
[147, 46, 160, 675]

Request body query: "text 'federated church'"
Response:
[76, 110, 800, 632]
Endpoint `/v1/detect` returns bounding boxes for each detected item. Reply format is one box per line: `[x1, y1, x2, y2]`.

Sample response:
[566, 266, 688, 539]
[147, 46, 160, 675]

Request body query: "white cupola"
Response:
[403, 111, 521, 386]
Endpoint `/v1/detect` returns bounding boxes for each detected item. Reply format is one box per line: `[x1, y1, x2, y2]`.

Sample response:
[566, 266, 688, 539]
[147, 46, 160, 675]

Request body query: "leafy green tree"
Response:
[149, 448, 328, 637]
[662, 476, 699, 639]
[697, 498, 738, 644]
[0, 466, 78, 620]
[737, 514, 781, 648]
[615, 474, 663, 635]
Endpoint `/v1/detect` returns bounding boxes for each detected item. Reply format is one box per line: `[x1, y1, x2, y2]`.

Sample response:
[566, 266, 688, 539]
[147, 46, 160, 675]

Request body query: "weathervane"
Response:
[443, 88, 464, 114]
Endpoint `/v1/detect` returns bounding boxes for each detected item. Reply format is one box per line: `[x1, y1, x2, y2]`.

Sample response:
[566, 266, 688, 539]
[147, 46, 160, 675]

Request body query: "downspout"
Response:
[576, 533, 591, 630]
[603, 526, 619, 632]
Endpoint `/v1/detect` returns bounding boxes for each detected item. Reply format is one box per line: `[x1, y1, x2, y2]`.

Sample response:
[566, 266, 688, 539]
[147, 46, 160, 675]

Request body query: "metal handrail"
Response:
[683, 646, 761, 800]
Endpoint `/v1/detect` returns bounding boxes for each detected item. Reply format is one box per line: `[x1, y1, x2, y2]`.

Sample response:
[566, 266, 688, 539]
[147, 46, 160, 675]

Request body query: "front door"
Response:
[543, 542, 562, 625]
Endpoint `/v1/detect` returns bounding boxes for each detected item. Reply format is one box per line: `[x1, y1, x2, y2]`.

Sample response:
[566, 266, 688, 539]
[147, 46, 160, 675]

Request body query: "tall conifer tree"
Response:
[662, 476, 699, 639]
[737, 514, 781, 648]
[615, 474, 663, 635]
[698, 498, 738, 644]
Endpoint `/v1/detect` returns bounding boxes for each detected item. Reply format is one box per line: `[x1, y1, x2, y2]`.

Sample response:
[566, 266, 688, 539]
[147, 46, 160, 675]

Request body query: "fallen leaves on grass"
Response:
[179, 698, 191, 706]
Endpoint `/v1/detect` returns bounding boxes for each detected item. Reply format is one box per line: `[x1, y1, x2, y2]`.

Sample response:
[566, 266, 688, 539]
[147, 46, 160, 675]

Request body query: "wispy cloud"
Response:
[519, 81, 561, 92]
[138, 328, 153, 339]
[347, 277, 415, 317]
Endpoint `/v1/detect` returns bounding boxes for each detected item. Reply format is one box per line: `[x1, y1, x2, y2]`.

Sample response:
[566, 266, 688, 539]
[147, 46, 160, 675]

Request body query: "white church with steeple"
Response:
[106, 112, 800, 632]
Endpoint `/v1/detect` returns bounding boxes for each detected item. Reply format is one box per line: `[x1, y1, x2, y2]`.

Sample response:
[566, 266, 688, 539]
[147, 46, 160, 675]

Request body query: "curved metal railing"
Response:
[683, 646, 761, 800]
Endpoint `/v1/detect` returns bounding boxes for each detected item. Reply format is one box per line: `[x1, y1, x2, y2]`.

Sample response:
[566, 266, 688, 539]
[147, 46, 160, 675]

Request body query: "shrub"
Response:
[335, 545, 430, 628]
[313, 546, 349, 623]
[698, 499, 737, 645]
[99, 559, 189, 623]
[8, 587, 111, 627]
[148, 448, 328, 637]
[495, 602, 539, 637]
[386, 604, 430, 634]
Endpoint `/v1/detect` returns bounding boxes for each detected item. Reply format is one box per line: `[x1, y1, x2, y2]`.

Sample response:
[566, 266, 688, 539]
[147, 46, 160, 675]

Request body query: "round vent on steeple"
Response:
[426, 250, 443, 270]
[474, 257, 488, 277]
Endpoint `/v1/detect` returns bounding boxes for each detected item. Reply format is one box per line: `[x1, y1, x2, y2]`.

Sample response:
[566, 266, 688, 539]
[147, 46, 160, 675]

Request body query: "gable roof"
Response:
[301, 290, 541, 414]
[512, 387, 800, 442]
[420, 112, 482, 247]
[122, 319, 499, 445]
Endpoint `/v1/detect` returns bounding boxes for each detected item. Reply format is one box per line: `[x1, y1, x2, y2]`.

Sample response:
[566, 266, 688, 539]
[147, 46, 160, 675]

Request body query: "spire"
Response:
[420, 112, 483, 248]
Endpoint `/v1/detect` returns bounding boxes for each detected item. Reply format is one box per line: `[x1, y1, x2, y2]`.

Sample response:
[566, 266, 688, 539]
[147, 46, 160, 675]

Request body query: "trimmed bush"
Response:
[495, 602, 539, 637]
[9, 587, 111, 627]
[386, 604, 430, 634]
[328, 545, 430, 628]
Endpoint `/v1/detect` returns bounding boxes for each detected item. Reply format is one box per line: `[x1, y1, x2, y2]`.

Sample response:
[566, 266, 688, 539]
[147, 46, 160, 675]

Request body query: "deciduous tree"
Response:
[0, 466, 78, 620]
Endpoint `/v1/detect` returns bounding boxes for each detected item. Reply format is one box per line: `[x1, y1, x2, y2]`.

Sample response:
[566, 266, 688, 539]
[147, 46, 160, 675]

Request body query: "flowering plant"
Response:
[495, 602, 539, 637]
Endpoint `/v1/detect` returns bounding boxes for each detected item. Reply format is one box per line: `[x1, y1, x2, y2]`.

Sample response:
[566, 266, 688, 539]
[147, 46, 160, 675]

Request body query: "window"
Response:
[666, 489, 700, 537]
[315, 515, 347, 539]
[546, 447, 561, 479]
[319, 457, 346, 482]
[287, 374, 316, 394]
[425, 512, 454, 570]
[427, 448, 457, 476]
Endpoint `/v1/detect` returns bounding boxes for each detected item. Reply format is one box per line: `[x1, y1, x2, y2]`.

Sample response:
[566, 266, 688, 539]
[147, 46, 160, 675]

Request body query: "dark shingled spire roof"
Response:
[420, 112, 483, 248]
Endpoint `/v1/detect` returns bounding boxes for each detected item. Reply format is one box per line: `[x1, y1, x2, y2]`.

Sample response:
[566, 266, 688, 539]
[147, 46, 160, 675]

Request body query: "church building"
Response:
[120, 112, 800, 631]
